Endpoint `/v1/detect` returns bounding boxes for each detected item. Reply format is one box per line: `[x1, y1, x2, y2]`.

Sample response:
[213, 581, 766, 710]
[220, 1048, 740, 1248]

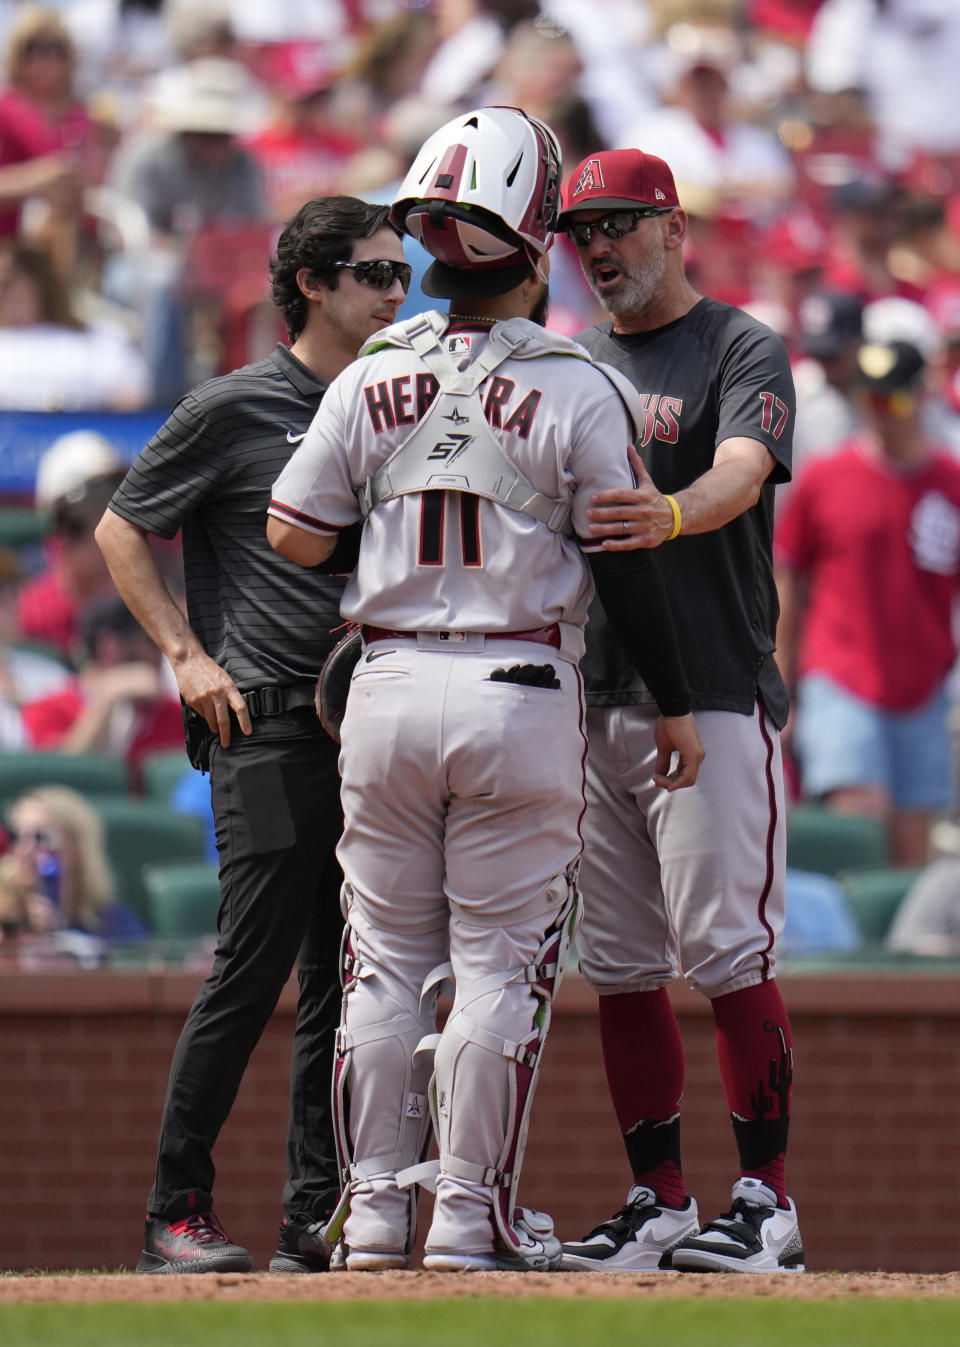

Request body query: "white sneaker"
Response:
[560, 1186, 700, 1272]
[344, 1248, 409, 1271]
[424, 1207, 562, 1273]
[670, 1178, 805, 1273]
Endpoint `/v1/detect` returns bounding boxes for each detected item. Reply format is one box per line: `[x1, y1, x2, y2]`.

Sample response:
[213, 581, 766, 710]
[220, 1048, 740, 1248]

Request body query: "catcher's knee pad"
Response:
[404, 868, 581, 1254]
[326, 891, 439, 1252]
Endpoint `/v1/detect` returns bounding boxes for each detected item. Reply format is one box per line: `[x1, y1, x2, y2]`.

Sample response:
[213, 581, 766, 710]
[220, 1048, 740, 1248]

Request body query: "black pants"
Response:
[147, 708, 344, 1224]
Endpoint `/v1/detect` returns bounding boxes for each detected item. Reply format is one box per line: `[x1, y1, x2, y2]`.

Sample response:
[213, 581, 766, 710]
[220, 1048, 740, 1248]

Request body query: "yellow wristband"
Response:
[664, 494, 682, 541]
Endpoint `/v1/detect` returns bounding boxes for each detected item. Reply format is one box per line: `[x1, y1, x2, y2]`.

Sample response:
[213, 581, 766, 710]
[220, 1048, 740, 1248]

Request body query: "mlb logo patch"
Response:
[447, 335, 472, 354]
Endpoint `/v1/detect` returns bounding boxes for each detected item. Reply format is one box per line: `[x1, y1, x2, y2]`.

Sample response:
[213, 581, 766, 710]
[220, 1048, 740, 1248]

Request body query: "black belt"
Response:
[241, 684, 316, 718]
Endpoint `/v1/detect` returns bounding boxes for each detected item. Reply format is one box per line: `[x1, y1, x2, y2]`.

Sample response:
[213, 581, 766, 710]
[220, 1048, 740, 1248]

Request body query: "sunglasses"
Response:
[565, 207, 673, 247]
[8, 827, 61, 848]
[24, 39, 70, 59]
[328, 259, 412, 294]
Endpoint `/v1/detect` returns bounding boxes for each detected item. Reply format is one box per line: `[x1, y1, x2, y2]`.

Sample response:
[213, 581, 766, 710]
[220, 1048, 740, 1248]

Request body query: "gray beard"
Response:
[589, 248, 666, 319]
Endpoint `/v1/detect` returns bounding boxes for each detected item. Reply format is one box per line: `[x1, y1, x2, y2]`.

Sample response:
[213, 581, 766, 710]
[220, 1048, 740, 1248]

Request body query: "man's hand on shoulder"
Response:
[587, 447, 677, 549]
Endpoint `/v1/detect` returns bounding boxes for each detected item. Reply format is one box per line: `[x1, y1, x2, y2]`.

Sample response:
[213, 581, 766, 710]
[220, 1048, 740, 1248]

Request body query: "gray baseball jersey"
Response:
[269, 316, 638, 664]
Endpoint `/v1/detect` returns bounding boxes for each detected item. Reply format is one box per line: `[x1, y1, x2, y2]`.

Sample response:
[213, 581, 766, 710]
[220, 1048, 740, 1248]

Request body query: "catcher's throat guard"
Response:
[359, 312, 649, 529]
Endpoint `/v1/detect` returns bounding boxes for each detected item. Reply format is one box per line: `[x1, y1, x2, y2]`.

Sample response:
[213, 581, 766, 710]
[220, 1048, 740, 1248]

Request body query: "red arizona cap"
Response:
[558, 148, 679, 225]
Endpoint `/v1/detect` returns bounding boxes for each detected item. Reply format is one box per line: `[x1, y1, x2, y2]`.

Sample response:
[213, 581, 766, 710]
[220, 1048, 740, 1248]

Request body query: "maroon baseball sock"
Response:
[712, 981, 793, 1208]
[598, 987, 687, 1208]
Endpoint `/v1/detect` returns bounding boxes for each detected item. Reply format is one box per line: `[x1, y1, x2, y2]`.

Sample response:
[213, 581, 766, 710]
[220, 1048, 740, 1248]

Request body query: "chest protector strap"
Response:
[358, 313, 607, 534]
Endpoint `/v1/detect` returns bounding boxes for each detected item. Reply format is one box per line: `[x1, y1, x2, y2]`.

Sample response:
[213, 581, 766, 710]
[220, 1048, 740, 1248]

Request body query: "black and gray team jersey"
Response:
[576, 297, 795, 729]
[108, 344, 346, 692]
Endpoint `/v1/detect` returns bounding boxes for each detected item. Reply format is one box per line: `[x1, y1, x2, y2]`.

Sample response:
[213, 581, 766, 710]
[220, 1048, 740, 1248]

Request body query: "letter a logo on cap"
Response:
[573, 159, 604, 196]
[655, 188, 666, 200]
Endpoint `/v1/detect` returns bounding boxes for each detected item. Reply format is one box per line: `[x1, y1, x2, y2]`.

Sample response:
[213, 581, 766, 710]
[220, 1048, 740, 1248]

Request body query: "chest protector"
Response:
[357, 311, 645, 533]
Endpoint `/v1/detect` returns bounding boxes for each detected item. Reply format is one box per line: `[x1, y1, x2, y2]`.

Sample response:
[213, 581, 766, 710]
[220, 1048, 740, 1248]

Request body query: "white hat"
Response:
[153, 57, 254, 136]
[35, 431, 124, 512]
[664, 22, 739, 78]
[862, 297, 942, 361]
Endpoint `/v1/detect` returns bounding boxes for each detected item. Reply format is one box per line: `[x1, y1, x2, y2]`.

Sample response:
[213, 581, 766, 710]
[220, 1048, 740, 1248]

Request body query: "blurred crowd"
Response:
[0, 0, 958, 406]
[2, 0, 960, 963]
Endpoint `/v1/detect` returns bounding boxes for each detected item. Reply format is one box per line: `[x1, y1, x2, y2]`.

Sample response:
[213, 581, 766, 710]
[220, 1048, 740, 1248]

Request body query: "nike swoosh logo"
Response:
[286, 430, 308, 444]
[365, 649, 395, 662]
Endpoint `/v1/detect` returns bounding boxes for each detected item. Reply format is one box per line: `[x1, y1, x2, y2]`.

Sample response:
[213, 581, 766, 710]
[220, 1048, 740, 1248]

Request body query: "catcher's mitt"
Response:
[315, 627, 363, 743]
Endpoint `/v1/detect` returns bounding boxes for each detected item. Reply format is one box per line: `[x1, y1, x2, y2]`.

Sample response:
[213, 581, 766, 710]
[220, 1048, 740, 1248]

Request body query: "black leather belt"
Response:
[241, 685, 316, 718]
[361, 624, 561, 649]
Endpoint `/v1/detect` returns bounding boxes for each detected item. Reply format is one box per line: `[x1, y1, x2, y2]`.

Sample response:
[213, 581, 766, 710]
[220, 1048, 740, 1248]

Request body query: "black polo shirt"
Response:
[109, 344, 345, 691]
[576, 298, 795, 729]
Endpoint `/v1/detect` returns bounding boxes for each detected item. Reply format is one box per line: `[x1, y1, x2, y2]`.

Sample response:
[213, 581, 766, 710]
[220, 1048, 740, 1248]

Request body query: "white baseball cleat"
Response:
[424, 1207, 563, 1272]
[670, 1178, 805, 1273]
[560, 1186, 700, 1271]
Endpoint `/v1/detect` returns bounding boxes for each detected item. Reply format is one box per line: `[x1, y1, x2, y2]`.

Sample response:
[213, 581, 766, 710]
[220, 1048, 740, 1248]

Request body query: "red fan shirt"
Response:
[775, 438, 960, 709]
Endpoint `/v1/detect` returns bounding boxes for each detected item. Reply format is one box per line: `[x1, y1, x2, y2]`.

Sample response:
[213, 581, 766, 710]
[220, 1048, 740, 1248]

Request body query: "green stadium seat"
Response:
[142, 861, 221, 937]
[785, 804, 888, 876]
[0, 751, 129, 806]
[0, 505, 49, 549]
[89, 796, 208, 923]
[835, 865, 923, 941]
[782, 947, 960, 973]
[141, 748, 192, 801]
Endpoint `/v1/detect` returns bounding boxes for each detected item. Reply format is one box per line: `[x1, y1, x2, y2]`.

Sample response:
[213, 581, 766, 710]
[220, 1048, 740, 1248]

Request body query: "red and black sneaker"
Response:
[136, 1209, 254, 1274]
[267, 1214, 333, 1273]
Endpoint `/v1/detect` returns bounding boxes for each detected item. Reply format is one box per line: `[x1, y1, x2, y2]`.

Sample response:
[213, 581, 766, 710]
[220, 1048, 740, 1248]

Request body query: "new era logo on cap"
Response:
[560, 148, 679, 224]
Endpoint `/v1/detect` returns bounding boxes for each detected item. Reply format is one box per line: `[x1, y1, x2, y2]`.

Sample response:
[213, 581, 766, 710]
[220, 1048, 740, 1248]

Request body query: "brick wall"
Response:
[0, 969, 957, 1273]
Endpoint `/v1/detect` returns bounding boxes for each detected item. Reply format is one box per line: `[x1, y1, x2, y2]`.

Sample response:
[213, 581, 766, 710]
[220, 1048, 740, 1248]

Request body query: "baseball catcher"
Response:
[267, 105, 702, 1273]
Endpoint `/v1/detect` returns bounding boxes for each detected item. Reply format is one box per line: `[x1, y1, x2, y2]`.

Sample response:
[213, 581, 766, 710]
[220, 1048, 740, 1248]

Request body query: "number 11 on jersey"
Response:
[419, 491, 482, 567]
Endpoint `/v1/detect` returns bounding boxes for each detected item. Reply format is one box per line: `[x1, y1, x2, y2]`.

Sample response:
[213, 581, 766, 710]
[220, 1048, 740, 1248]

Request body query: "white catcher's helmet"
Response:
[391, 105, 562, 281]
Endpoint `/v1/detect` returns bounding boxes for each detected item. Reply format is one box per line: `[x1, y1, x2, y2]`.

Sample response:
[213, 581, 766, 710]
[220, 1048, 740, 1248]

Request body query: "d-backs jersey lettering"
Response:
[576, 297, 795, 726]
[269, 319, 639, 658]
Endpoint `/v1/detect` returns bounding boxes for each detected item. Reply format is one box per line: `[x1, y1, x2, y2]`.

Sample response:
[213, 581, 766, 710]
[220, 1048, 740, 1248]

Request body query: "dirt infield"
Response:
[1, 1271, 959, 1303]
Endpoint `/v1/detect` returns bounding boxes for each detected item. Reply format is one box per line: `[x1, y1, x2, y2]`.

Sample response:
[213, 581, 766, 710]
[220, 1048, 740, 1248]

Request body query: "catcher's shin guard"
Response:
[407, 868, 581, 1255]
[324, 889, 438, 1256]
